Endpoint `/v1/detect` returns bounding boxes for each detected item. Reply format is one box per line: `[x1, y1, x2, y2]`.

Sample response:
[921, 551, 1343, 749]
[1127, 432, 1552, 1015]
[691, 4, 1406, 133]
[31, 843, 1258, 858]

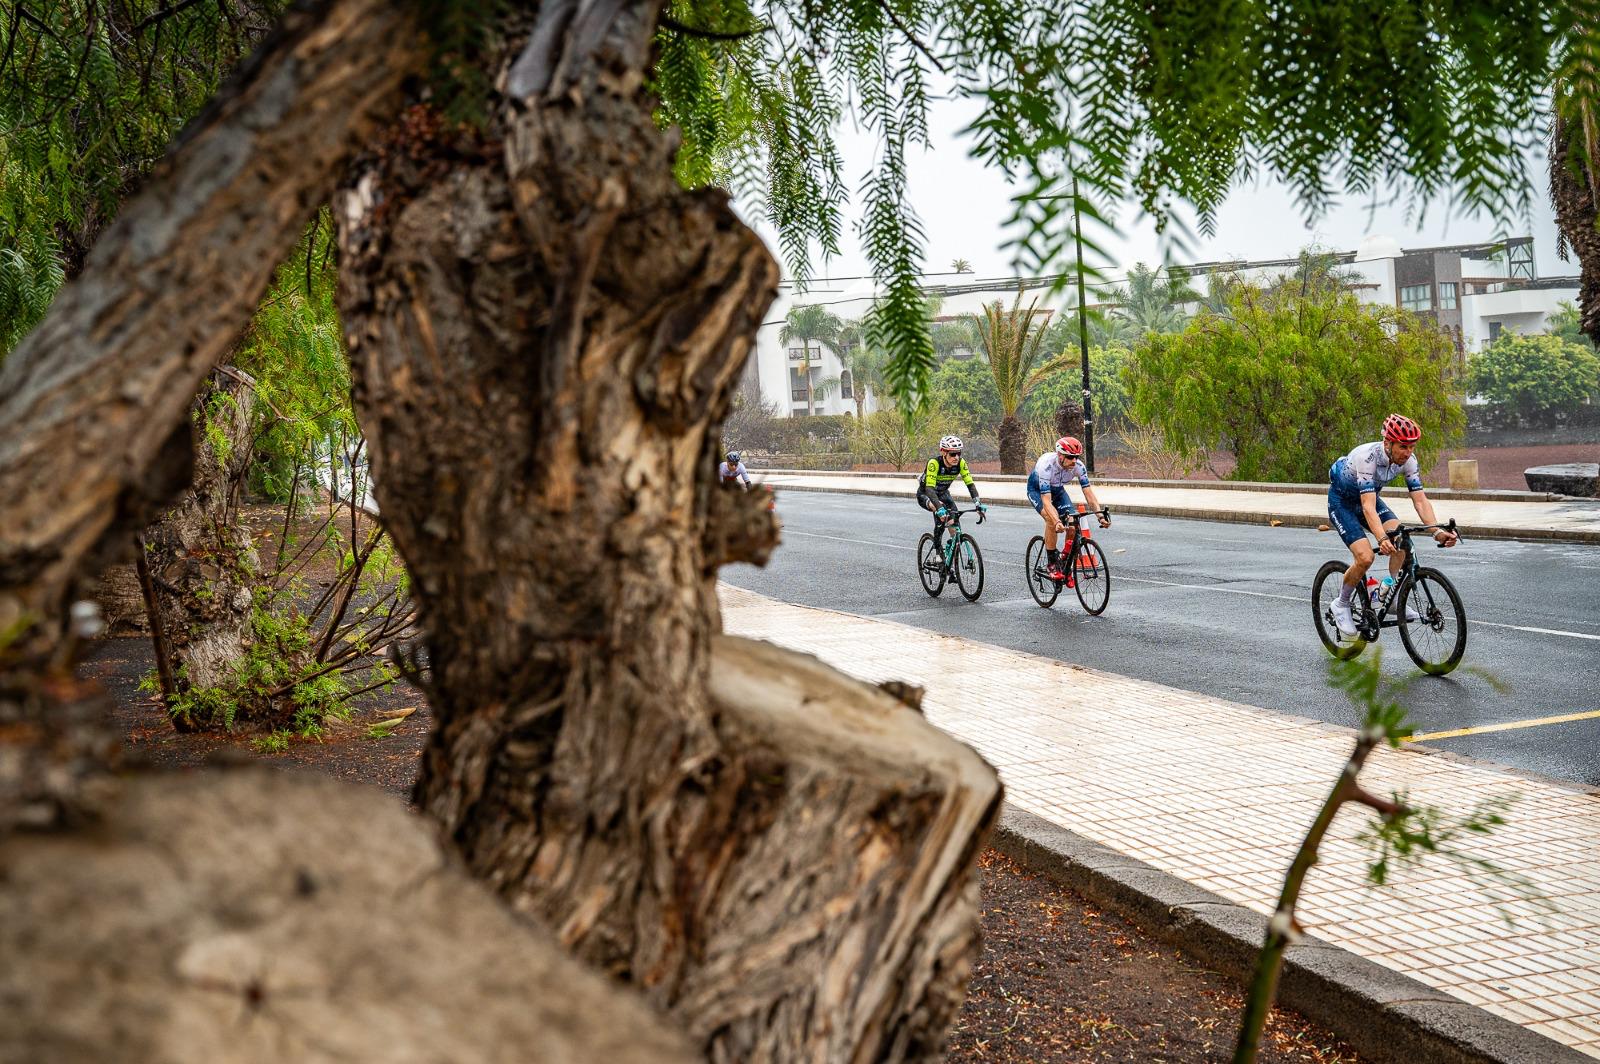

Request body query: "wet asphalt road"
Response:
[721, 490, 1600, 787]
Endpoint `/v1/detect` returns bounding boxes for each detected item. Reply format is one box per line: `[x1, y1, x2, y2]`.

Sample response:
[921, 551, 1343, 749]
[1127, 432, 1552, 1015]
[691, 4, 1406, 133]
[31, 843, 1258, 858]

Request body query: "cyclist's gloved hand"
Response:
[976, 502, 988, 512]
[936, 507, 948, 518]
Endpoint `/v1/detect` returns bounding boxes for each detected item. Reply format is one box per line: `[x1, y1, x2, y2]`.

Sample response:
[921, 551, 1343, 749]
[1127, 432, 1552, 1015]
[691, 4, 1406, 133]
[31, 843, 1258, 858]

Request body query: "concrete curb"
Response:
[765, 480, 1600, 546]
[751, 468, 1578, 504]
[992, 805, 1588, 1064]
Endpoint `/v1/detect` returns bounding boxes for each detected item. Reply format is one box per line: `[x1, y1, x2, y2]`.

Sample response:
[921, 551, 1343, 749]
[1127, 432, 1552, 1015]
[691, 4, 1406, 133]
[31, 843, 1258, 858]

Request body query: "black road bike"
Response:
[1025, 507, 1111, 614]
[918, 506, 986, 601]
[1312, 519, 1467, 675]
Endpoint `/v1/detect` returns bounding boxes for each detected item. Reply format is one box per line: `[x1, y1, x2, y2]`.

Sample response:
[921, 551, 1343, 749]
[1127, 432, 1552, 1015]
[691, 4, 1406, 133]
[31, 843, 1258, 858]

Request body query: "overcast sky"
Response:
[733, 93, 1569, 287]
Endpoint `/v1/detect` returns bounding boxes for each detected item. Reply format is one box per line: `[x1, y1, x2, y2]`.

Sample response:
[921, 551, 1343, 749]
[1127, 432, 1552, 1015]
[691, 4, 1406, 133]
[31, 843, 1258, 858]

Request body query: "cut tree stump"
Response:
[653, 635, 1003, 1061]
[1523, 463, 1600, 497]
[0, 769, 697, 1064]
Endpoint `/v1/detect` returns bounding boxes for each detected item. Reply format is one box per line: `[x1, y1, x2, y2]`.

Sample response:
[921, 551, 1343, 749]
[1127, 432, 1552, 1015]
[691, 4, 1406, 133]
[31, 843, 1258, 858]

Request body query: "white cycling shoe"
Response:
[1370, 590, 1421, 623]
[1330, 598, 1359, 637]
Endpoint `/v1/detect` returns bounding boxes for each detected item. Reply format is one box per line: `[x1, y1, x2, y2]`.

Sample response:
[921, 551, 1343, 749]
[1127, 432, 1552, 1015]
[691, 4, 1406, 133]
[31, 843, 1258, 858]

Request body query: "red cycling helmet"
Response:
[1382, 414, 1422, 444]
[1055, 436, 1084, 458]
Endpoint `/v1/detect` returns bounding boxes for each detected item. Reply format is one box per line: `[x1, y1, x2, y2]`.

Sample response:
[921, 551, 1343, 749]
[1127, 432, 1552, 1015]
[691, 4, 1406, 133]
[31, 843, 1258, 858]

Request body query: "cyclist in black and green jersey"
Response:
[916, 435, 986, 558]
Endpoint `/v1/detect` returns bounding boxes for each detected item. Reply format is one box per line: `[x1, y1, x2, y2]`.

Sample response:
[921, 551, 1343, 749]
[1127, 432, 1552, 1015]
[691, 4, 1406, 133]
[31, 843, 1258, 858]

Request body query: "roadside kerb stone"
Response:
[993, 805, 1589, 1064]
[752, 467, 1569, 504]
[765, 479, 1600, 546]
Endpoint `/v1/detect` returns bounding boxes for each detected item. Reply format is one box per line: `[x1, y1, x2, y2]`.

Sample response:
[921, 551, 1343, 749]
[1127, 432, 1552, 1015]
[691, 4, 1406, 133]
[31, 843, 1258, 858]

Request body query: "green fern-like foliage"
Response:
[0, 0, 287, 364]
[652, 0, 1563, 412]
[235, 212, 357, 499]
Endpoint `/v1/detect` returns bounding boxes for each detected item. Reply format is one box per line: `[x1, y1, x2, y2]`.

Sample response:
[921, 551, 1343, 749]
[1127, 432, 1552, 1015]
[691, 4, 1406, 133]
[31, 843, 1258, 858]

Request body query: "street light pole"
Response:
[1070, 173, 1094, 472]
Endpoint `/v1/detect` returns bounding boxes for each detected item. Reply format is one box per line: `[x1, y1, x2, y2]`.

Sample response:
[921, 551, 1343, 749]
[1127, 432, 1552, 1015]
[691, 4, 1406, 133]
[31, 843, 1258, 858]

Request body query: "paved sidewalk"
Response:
[720, 584, 1600, 1057]
[759, 471, 1600, 544]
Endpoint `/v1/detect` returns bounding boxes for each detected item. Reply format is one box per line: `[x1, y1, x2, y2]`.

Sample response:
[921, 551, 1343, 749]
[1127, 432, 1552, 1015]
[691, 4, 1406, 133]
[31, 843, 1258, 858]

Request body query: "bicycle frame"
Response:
[1056, 507, 1110, 573]
[935, 506, 985, 565]
[1356, 519, 1457, 633]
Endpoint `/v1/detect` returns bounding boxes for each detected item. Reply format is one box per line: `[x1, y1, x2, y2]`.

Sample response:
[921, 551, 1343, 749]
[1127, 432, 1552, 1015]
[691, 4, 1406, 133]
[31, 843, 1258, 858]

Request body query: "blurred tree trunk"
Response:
[1552, 111, 1600, 348]
[335, 4, 999, 1060]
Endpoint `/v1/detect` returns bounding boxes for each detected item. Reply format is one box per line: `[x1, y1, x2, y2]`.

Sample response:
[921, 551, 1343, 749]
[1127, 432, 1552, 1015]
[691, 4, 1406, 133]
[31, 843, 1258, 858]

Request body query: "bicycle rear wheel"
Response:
[1024, 536, 1060, 608]
[1312, 560, 1366, 659]
[1398, 567, 1467, 675]
[917, 533, 946, 597]
[953, 536, 985, 601]
[1072, 538, 1111, 615]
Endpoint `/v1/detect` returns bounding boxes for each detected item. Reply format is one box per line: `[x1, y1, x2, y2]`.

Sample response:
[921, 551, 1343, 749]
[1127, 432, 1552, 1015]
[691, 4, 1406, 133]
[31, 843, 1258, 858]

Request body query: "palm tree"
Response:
[970, 290, 1061, 473]
[950, 258, 973, 274]
[1105, 263, 1200, 337]
[819, 322, 892, 418]
[779, 304, 843, 416]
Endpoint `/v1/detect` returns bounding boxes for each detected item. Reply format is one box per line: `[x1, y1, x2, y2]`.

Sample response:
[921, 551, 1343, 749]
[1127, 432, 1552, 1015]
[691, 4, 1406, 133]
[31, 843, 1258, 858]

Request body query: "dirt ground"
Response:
[852, 442, 1593, 490]
[83, 644, 1362, 1062]
[80, 498, 1364, 1062]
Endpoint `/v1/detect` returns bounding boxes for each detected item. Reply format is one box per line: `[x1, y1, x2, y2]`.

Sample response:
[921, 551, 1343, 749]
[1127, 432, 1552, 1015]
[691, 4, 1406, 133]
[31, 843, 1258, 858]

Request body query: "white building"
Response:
[746, 236, 1577, 416]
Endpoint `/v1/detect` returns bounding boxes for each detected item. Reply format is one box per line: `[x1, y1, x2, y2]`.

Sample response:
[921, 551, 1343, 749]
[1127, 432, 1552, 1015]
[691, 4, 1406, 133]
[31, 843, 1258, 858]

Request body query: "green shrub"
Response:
[1125, 283, 1464, 482]
[1467, 333, 1600, 425]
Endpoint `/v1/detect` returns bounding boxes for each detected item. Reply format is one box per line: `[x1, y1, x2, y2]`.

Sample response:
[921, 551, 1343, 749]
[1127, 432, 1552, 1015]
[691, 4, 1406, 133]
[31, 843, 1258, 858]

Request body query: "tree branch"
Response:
[134, 0, 207, 34]
[658, 14, 766, 41]
[874, 0, 946, 74]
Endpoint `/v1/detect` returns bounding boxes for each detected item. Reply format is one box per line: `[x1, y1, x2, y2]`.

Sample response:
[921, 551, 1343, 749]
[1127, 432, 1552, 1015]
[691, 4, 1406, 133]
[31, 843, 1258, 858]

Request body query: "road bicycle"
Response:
[917, 506, 986, 601]
[1025, 506, 1111, 614]
[1312, 519, 1467, 675]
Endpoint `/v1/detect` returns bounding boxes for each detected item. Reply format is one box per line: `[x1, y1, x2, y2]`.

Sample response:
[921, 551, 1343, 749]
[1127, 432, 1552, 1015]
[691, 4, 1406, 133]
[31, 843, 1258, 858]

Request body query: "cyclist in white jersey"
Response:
[1027, 436, 1109, 581]
[1326, 414, 1458, 636]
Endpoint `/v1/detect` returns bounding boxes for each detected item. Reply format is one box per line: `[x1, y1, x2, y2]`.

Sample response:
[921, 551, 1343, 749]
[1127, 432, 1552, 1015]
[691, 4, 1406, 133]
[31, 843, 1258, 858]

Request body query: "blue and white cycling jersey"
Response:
[1329, 441, 1422, 501]
[1032, 452, 1091, 489]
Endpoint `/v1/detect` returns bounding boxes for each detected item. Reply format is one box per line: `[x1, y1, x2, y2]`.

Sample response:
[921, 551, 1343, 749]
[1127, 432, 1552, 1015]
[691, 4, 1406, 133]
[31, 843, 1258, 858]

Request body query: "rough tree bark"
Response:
[998, 413, 1027, 474]
[0, 768, 698, 1064]
[1552, 110, 1600, 348]
[335, 4, 1000, 1059]
[1054, 398, 1086, 443]
[0, 0, 423, 827]
[144, 369, 262, 729]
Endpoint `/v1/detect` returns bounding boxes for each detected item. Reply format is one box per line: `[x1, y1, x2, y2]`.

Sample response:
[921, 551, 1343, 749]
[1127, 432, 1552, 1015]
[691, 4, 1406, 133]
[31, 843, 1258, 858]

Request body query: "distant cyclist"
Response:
[1327, 414, 1458, 637]
[1028, 437, 1109, 581]
[917, 435, 986, 558]
[719, 450, 753, 491]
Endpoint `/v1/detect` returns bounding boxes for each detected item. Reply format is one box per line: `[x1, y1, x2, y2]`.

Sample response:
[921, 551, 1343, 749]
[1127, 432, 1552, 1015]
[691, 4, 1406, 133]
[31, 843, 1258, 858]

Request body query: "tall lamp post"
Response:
[1069, 173, 1095, 472]
[1039, 176, 1097, 472]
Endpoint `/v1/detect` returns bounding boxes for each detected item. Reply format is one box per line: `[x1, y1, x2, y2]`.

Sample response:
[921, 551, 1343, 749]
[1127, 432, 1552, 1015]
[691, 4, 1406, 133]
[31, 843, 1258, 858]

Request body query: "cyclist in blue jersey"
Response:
[1327, 414, 1458, 636]
[917, 435, 987, 557]
[1027, 436, 1109, 581]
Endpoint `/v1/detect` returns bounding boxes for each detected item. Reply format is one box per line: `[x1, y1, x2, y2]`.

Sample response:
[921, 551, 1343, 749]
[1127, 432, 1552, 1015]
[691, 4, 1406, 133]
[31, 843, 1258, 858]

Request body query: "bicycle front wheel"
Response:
[1072, 538, 1111, 615]
[1312, 560, 1366, 659]
[954, 536, 985, 601]
[1024, 536, 1060, 608]
[917, 533, 946, 597]
[1398, 567, 1466, 675]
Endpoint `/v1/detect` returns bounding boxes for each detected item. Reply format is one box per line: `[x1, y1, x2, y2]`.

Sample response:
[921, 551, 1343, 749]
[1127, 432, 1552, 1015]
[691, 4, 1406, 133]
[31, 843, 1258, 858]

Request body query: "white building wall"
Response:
[1460, 286, 1579, 352]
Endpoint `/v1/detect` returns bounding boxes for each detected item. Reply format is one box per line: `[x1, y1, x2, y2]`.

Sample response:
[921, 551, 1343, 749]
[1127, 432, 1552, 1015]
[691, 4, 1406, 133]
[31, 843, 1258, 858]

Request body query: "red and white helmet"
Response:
[938, 434, 964, 452]
[1381, 414, 1422, 444]
[1055, 436, 1084, 458]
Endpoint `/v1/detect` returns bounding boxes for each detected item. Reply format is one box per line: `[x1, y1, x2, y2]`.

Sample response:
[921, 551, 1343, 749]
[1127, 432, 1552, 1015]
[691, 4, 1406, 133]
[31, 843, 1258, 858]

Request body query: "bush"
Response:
[848, 407, 946, 471]
[926, 357, 1002, 437]
[728, 412, 853, 454]
[1023, 345, 1130, 430]
[1466, 333, 1600, 426]
[1125, 284, 1464, 483]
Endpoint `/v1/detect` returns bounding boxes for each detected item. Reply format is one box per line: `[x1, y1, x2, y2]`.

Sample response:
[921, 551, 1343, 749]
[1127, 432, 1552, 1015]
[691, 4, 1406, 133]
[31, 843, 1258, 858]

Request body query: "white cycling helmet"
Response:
[938, 435, 964, 452]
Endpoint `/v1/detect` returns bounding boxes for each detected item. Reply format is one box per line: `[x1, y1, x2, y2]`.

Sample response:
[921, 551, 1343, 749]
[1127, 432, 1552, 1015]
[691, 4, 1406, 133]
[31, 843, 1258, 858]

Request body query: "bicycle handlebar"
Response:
[945, 505, 986, 525]
[1391, 518, 1459, 546]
